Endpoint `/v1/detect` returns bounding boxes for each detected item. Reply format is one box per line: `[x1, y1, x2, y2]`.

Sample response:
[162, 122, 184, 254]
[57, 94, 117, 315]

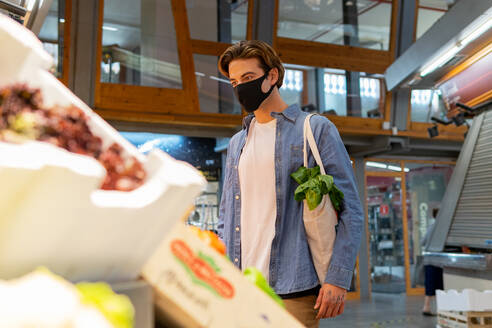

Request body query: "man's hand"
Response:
[314, 283, 346, 319]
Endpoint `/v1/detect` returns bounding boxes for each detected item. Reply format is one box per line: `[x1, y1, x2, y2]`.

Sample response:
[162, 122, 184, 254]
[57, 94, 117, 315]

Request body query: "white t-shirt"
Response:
[238, 118, 277, 282]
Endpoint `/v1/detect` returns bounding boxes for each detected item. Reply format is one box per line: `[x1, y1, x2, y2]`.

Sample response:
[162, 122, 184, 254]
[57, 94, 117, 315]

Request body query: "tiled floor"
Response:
[319, 293, 437, 328]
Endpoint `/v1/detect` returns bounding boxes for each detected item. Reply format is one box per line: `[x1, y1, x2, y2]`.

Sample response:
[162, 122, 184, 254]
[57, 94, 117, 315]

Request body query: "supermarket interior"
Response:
[0, 0, 491, 327]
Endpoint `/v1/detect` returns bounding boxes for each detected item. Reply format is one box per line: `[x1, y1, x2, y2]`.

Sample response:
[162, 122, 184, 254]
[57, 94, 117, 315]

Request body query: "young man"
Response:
[217, 40, 363, 327]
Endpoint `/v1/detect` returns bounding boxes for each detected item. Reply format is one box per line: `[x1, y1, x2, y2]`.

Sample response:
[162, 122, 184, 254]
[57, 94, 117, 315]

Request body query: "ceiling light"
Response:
[387, 165, 402, 172]
[366, 162, 387, 169]
[404, 168, 410, 172]
[59, 18, 65, 23]
[209, 76, 230, 84]
[102, 25, 118, 31]
[420, 11, 492, 77]
[420, 45, 460, 77]
[459, 16, 492, 48]
[407, 75, 421, 86]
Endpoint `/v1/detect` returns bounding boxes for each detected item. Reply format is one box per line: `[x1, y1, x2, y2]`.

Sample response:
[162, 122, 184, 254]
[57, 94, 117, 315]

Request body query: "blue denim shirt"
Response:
[218, 104, 363, 294]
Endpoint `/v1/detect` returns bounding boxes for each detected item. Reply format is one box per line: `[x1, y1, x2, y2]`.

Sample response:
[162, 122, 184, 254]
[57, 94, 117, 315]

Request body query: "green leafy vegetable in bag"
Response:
[291, 165, 344, 212]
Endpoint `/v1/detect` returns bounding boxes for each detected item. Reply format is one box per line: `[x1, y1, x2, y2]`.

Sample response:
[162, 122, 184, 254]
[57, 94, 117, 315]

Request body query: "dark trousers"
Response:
[424, 265, 443, 296]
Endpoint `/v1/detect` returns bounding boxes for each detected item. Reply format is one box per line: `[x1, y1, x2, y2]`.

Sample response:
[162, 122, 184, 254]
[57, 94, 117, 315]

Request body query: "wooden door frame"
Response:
[346, 159, 362, 300]
[364, 159, 415, 295]
[60, 0, 72, 86]
[346, 258, 361, 300]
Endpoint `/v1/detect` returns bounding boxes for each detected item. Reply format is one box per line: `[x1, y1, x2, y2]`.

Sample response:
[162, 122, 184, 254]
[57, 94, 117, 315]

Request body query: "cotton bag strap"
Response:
[303, 114, 326, 175]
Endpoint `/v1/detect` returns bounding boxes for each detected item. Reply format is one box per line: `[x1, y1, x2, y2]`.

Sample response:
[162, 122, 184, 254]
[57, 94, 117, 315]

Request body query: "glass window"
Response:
[416, 0, 455, 40]
[201, 61, 385, 118]
[324, 69, 384, 118]
[101, 0, 182, 88]
[193, 54, 242, 114]
[411, 89, 448, 123]
[367, 175, 406, 293]
[278, 65, 385, 118]
[277, 0, 392, 51]
[38, 0, 66, 78]
[405, 162, 454, 289]
[186, 0, 249, 43]
[279, 68, 304, 106]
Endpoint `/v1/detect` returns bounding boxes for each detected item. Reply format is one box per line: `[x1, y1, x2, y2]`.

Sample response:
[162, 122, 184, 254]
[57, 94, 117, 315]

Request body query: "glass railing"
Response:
[100, 0, 182, 89]
[277, 0, 392, 51]
[186, 0, 249, 43]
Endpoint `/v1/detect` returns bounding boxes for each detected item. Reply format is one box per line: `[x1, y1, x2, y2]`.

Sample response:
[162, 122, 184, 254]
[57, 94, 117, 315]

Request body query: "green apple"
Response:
[76, 282, 134, 328]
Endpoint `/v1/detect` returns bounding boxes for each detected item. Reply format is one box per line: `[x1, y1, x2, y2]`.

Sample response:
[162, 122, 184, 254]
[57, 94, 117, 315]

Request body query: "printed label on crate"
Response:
[170, 239, 235, 299]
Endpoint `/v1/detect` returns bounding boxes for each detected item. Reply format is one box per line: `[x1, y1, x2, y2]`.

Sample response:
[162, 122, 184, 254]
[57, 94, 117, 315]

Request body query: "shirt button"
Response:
[234, 258, 239, 263]
[235, 226, 240, 232]
[235, 195, 239, 200]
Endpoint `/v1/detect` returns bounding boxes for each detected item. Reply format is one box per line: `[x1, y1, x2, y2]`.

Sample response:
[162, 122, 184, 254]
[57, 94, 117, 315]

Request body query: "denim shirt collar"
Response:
[241, 104, 302, 131]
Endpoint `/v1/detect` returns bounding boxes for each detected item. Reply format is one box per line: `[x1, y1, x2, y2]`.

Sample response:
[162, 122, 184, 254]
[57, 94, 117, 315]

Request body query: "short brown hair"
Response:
[218, 40, 285, 89]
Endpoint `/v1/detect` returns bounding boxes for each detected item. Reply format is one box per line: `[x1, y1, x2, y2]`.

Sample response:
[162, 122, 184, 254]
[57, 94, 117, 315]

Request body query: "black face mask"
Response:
[233, 72, 275, 113]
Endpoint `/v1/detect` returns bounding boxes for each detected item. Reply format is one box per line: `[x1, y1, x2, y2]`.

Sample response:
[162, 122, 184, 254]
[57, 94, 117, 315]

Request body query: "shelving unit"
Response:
[187, 181, 220, 232]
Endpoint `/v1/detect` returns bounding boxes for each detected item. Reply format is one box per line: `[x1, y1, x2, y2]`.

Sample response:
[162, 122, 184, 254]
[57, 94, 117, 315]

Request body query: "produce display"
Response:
[291, 165, 344, 211]
[0, 268, 134, 328]
[0, 84, 146, 191]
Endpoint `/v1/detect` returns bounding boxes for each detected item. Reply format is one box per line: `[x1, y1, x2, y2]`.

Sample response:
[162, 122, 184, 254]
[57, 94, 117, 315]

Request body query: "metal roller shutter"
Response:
[447, 110, 492, 248]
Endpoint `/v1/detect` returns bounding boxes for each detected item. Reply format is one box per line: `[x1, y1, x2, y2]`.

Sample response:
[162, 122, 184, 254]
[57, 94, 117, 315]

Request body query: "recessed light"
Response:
[102, 25, 118, 32]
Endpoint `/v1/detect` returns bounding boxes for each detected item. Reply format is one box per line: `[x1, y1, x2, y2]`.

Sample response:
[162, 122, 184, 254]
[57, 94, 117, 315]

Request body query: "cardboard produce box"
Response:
[142, 222, 305, 328]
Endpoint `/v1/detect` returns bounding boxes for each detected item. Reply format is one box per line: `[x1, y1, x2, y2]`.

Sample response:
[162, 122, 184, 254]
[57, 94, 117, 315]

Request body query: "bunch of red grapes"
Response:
[0, 84, 146, 191]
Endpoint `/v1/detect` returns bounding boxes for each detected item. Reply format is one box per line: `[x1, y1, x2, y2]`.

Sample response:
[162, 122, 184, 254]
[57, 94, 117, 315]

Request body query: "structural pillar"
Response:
[217, 0, 237, 114]
[70, 0, 100, 107]
[342, 0, 362, 117]
[354, 157, 370, 299]
[251, 0, 275, 44]
[391, 0, 418, 131]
